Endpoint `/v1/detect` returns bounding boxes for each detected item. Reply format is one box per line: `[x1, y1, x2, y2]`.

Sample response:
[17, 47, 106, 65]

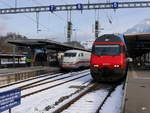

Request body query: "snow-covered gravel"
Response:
[61, 84, 124, 113]
[0, 73, 63, 91]
[100, 84, 124, 113]
[2, 70, 124, 113]
[22, 71, 90, 96]
[1, 70, 89, 92]
[3, 70, 92, 113]
[62, 88, 109, 113]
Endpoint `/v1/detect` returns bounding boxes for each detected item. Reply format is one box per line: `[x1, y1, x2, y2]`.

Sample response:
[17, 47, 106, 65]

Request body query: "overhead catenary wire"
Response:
[32, 0, 66, 23]
[0, 1, 110, 40]
[32, 0, 69, 41]
[100, 1, 116, 34]
[15, 0, 17, 8]
[0, 0, 51, 33]
[31, 0, 42, 6]
[31, 0, 79, 42]
[36, 12, 40, 33]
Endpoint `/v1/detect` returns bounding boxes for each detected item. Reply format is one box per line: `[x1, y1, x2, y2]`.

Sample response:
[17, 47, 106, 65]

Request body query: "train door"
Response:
[78, 52, 84, 67]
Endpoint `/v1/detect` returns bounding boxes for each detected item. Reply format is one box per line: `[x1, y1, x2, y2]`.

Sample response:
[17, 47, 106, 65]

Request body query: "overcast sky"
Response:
[0, 0, 149, 42]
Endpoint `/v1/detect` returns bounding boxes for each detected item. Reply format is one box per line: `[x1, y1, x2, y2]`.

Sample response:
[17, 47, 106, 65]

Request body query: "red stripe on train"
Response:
[62, 61, 89, 66]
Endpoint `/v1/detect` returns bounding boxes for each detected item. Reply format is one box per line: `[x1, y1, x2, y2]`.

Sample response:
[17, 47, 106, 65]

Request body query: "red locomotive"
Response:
[90, 34, 128, 82]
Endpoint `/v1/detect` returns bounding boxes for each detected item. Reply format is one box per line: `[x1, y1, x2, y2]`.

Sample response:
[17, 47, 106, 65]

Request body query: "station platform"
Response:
[0, 66, 60, 86]
[123, 68, 150, 113]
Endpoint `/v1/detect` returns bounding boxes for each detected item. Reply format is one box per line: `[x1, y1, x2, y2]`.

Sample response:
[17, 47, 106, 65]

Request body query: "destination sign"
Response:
[49, 5, 56, 11]
[112, 2, 119, 8]
[0, 88, 21, 112]
[76, 4, 83, 10]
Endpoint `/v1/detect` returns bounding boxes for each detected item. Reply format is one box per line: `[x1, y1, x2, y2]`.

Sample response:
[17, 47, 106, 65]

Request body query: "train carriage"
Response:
[61, 50, 91, 70]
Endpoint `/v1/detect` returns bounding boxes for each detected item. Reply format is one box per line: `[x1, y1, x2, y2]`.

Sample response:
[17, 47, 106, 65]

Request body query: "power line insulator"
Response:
[67, 21, 72, 42]
[95, 20, 99, 38]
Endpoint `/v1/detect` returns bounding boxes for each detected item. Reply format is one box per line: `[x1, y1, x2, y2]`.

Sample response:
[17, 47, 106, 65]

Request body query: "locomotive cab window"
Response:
[120, 46, 126, 53]
[93, 44, 121, 56]
[64, 53, 76, 57]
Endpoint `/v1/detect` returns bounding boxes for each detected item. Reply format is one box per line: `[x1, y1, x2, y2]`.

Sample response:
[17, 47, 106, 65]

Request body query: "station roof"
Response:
[39, 40, 91, 52]
[8, 39, 91, 52]
[8, 39, 47, 48]
[124, 32, 150, 57]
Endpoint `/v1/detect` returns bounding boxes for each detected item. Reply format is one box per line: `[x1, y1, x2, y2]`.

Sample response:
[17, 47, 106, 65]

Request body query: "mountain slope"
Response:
[125, 19, 150, 34]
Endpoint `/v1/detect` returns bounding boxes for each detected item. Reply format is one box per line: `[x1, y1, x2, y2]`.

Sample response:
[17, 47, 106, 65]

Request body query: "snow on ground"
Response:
[60, 84, 124, 113]
[0, 73, 64, 92]
[62, 88, 108, 113]
[2, 70, 124, 113]
[3, 70, 92, 113]
[1, 70, 89, 92]
[100, 84, 124, 113]
[22, 71, 90, 96]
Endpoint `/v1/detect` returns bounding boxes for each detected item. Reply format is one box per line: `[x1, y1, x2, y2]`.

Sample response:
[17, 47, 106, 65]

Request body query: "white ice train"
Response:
[61, 50, 91, 69]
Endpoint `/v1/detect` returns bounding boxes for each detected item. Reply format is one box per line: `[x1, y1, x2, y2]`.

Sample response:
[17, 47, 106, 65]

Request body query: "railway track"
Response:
[0, 70, 91, 102]
[0, 72, 60, 88]
[21, 70, 89, 90]
[4, 69, 125, 113]
[1, 70, 89, 92]
[22, 72, 90, 98]
[95, 85, 117, 113]
[1, 69, 91, 98]
[49, 83, 117, 113]
[0, 69, 93, 113]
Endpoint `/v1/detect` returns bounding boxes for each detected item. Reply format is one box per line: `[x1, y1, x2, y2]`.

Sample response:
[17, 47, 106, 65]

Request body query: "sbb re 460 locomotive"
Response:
[90, 34, 128, 82]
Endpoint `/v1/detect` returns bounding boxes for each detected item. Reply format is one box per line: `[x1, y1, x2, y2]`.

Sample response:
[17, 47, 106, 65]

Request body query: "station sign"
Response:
[76, 4, 83, 10]
[49, 5, 56, 12]
[0, 88, 21, 112]
[112, 2, 118, 8]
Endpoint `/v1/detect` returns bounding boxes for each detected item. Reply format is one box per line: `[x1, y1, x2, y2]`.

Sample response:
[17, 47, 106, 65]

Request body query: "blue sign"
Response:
[112, 2, 118, 8]
[49, 5, 56, 12]
[76, 4, 83, 10]
[0, 88, 21, 112]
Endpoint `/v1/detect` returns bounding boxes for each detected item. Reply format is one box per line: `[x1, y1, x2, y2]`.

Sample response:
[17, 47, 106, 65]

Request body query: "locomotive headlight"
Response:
[114, 65, 120, 68]
[93, 65, 99, 68]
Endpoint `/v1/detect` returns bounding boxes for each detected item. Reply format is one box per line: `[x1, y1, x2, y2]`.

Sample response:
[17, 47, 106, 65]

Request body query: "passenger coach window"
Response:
[79, 53, 84, 57]
[81, 53, 84, 56]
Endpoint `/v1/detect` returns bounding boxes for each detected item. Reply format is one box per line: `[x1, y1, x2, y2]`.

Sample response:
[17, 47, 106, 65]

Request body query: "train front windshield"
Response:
[64, 53, 76, 57]
[93, 44, 121, 56]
